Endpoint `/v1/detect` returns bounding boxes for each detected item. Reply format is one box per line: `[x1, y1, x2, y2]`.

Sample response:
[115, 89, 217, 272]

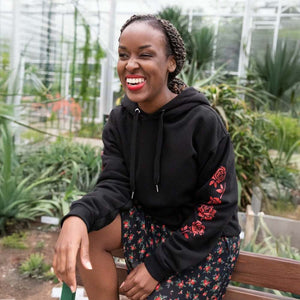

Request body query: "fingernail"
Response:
[86, 261, 93, 270]
[120, 282, 124, 289]
[70, 286, 76, 293]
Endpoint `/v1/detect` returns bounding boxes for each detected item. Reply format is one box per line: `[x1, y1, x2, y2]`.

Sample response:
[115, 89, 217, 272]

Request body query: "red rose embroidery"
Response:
[216, 183, 226, 199]
[208, 196, 221, 205]
[191, 220, 205, 236]
[197, 205, 216, 220]
[209, 166, 226, 188]
[181, 221, 205, 239]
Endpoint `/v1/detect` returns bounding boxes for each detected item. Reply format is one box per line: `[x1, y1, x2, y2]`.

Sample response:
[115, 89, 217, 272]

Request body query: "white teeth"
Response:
[126, 78, 145, 84]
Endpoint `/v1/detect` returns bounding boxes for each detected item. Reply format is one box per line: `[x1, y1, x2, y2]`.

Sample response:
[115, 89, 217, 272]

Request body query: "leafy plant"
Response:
[157, 6, 192, 60]
[251, 41, 300, 111]
[1, 232, 28, 249]
[240, 214, 300, 298]
[80, 22, 91, 112]
[19, 253, 56, 280]
[0, 122, 59, 233]
[255, 113, 300, 156]
[190, 26, 215, 69]
[76, 121, 103, 139]
[20, 139, 102, 194]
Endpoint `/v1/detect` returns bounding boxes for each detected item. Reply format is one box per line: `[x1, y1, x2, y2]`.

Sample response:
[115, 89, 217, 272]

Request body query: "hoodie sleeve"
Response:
[61, 109, 132, 232]
[144, 130, 239, 282]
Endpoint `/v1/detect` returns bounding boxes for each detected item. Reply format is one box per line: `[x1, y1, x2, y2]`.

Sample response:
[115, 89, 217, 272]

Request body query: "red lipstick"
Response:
[125, 75, 146, 91]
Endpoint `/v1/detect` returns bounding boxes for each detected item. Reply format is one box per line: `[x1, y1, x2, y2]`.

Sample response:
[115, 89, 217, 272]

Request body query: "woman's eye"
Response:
[118, 53, 128, 59]
[140, 53, 152, 58]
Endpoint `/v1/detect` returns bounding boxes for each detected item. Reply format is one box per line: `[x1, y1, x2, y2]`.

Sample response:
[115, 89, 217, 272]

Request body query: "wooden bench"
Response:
[61, 249, 300, 299]
[111, 249, 300, 300]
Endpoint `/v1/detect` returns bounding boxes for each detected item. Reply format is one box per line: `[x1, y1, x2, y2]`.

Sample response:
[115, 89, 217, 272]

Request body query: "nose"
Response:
[126, 57, 139, 72]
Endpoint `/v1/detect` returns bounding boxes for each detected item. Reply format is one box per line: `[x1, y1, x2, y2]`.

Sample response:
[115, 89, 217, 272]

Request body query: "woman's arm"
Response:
[144, 134, 240, 282]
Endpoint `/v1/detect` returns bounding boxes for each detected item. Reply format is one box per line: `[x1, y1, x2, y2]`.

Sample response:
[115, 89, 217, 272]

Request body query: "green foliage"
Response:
[190, 26, 215, 69]
[80, 22, 91, 107]
[20, 139, 102, 194]
[251, 41, 300, 111]
[19, 253, 56, 280]
[76, 122, 103, 139]
[255, 113, 300, 155]
[35, 240, 45, 250]
[19, 139, 102, 218]
[201, 84, 269, 207]
[254, 112, 299, 207]
[240, 215, 300, 298]
[157, 6, 192, 60]
[1, 232, 28, 249]
[0, 122, 59, 233]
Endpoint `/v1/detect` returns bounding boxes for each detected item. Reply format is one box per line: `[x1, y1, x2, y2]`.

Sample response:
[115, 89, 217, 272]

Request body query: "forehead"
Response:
[119, 21, 166, 48]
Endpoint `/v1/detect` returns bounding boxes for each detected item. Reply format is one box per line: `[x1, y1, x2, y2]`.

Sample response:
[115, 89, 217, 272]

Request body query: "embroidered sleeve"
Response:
[144, 135, 239, 282]
[180, 166, 225, 239]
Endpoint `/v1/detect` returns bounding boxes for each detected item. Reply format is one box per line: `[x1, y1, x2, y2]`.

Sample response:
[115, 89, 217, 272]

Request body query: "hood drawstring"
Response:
[130, 108, 165, 199]
[154, 109, 165, 193]
[130, 108, 140, 199]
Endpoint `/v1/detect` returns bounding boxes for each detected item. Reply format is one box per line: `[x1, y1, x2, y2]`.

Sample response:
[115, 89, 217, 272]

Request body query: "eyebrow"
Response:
[118, 44, 152, 50]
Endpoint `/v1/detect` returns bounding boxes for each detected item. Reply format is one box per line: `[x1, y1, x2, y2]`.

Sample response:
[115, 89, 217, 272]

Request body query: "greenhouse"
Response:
[0, 0, 300, 299]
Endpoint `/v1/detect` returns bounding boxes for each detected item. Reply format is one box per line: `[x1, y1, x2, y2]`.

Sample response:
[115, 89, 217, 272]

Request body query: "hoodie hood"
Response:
[121, 87, 211, 199]
[121, 87, 210, 118]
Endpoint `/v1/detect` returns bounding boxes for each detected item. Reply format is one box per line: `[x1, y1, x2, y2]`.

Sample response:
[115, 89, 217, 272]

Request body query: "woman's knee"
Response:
[88, 214, 122, 253]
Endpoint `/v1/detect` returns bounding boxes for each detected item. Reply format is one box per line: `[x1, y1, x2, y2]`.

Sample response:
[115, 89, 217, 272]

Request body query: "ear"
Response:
[167, 56, 176, 73]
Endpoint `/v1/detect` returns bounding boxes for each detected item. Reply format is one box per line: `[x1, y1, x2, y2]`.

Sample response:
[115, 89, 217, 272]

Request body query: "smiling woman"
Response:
[117, 21, 177, 113]
[53, 14, 241, 300]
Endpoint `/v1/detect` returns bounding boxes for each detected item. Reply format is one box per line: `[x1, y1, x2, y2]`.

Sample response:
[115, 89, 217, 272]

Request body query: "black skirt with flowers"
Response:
[121, 206, 240, 300]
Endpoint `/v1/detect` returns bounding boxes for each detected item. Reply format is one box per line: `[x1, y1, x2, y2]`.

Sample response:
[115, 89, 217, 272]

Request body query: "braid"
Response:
[120, 14, 187, 94]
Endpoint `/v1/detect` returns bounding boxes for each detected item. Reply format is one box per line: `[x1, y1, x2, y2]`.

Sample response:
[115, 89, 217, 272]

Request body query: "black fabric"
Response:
[62, 87, 241, 281]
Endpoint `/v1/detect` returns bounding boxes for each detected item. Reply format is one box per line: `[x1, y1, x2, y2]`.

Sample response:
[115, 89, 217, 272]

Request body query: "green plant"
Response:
[240, 214, 300, 298]
[76, 121, 103, 139]
[190, 26, 215, 69]
[0, 122, 59, 233]
[35, 240, 45, 250]
[19, 253, 55, 280]
[1, 232, 28, 249]
[80, 22, 91, 112]
[252, 41, 300, 111]
[256, 113, 300, 156]
[157, 6, 192, 60]
[20, 139, 102, 194]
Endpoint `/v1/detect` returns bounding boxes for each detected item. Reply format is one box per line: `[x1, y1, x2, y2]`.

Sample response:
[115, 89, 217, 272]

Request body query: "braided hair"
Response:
[120, 14, 187, 94]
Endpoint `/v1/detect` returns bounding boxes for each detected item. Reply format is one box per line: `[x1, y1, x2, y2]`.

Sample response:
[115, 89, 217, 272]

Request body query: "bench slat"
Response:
[224, 286, 296, 300]
[231, 251, 300, 295]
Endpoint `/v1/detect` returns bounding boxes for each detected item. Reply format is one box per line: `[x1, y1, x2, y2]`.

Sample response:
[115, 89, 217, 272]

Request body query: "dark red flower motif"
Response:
[216, 183, 226, 199]
[197, 205, 216, 220]
[209, 166, 226, 188]
[208, 196, 221, 205]
[191, 220, 205, 236]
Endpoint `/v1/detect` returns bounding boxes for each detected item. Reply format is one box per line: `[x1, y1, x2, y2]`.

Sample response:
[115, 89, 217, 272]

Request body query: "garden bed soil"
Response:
[0, 222, 60, 300]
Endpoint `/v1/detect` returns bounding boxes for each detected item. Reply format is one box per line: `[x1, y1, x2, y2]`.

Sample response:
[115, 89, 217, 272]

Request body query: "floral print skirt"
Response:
[121, 206, 240, 300]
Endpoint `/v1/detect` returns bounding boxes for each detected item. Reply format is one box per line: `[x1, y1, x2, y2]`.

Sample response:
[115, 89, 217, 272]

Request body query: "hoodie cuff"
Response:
[60, 205, 92, 232]
[144, 253, 173, 282]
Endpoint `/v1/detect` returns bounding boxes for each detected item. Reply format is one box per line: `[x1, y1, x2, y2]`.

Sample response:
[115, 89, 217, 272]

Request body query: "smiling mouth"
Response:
[126, 77, 146, 91]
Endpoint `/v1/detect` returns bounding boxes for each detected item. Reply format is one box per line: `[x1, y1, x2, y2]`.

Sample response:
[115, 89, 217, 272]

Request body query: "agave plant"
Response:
[190, 26, 215, 69]
[252, 41, 300, 111]
[0, 122, 59, 233]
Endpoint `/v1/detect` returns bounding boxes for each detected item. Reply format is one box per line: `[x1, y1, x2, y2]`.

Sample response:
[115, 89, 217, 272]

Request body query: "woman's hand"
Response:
[52, 216, 92, 293]
[119, 263, 158, 300]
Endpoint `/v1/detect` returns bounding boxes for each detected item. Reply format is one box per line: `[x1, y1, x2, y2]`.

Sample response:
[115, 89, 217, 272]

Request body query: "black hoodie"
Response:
[64, 87, 240, 282]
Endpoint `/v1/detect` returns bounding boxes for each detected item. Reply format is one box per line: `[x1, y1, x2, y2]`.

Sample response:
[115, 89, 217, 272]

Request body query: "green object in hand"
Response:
[60, 282, 76, 300]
